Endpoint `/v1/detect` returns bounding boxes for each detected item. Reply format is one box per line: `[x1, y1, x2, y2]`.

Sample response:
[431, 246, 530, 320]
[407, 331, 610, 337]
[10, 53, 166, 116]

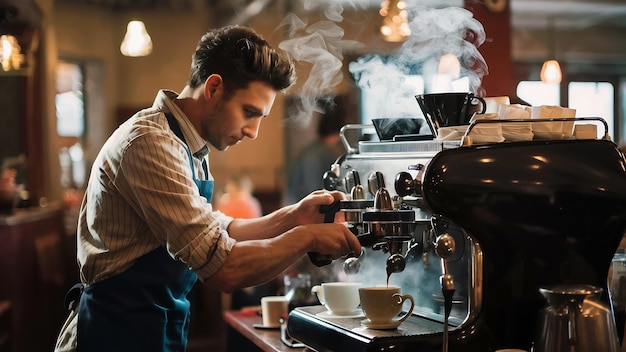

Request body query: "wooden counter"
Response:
[0, 202, 62, 225]
[0, 203, 70, 352]
[223, 309, 308, 352]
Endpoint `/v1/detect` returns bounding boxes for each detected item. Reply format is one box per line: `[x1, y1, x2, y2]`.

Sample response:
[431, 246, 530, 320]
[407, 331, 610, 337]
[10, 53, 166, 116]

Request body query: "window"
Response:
[517, 80, 616, 140]
[55, 60, 86, 189]
[568, 82, 614, 139]
[516, 81, 560, 106]
[56, 61, 85, 137]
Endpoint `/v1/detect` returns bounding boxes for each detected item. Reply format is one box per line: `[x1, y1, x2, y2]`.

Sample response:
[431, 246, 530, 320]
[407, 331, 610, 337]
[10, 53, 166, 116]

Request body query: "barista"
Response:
[54, 25, 360, 352]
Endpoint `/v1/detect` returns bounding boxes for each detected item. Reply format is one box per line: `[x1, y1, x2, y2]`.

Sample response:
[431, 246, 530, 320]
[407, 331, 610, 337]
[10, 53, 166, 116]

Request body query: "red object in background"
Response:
[464, 0, 514, 98]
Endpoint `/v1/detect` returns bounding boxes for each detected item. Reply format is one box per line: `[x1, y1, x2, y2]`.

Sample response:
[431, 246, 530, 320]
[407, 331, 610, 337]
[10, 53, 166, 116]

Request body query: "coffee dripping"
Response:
[287, 117, 626, 352]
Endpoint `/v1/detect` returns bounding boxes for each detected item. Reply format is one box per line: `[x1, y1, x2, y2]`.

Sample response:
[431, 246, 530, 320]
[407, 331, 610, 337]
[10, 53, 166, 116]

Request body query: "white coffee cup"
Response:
[260, 296, 289, 328]
[311, 282, 361, 315]
[359, 286, 414, 325]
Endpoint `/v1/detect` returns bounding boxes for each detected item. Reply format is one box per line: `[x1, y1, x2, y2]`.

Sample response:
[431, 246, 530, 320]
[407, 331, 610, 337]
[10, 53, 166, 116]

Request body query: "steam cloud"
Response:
[278, 2, 487, 127]
[349, 6, 487, 92]
[277, 4, 363, 126]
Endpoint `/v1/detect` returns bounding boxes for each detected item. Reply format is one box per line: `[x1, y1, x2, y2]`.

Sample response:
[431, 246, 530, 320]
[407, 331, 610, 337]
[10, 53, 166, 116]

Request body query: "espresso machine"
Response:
[287, 118, 626, 351]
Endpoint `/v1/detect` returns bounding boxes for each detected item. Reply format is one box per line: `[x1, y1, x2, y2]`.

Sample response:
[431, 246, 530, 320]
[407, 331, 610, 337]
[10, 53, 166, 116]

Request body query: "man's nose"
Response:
[243, 118, 262, 140]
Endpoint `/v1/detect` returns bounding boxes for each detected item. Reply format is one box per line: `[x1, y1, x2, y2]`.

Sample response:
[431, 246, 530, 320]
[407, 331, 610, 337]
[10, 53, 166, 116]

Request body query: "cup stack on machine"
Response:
[434, 96, 604, 145]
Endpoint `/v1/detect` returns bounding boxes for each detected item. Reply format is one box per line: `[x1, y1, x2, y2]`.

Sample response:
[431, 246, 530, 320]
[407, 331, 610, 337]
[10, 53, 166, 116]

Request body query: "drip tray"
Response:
[287, 305, 445, 352]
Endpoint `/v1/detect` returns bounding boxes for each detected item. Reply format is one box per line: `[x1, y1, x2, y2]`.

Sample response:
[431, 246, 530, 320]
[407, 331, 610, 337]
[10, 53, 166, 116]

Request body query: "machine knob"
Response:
[435, 234, 456, 259]
[343, 257, 361, 275]
[374, 187, 393, 210]
[342, 248, 364, 275]
[369, 172, 393, 210]
[350, 170, 365, 200]
[323, 171, 339, 191]
[367, 171, 384, 197]
[394, 171, 415, 197]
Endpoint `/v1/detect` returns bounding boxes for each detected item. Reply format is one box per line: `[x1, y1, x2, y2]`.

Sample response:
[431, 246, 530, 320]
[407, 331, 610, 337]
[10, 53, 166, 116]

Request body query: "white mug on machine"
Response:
[311, 282, 361, 316]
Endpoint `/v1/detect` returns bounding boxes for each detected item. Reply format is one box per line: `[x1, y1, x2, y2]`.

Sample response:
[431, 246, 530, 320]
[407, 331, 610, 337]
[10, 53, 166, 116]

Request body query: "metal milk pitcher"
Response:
[534, 284, 620, 352]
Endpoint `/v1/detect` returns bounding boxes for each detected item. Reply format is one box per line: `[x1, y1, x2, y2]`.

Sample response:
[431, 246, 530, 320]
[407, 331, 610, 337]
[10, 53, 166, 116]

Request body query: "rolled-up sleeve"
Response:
[182, 215, 237, 279]
[117, 128, 238, 279]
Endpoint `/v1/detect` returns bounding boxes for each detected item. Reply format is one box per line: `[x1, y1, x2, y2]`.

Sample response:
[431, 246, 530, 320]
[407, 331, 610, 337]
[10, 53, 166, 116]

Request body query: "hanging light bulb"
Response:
[120, 20, 153, 57]
[438, 53, 461, 80]
[0, 35, 24, 71]
[380, 0, 411, 42]
[540, 17, 562, 84]
[540, 59, 562, 84]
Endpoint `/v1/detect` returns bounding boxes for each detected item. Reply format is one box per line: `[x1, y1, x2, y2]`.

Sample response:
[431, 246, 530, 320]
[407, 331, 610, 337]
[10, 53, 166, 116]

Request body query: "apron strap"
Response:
[64, 282, 84, 311]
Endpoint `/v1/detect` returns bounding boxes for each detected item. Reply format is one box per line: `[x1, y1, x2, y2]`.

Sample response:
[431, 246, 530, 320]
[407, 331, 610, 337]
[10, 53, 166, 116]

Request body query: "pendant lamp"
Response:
[540, 17, 561, 84]
[0, 35, 24, 71]
[120, 20, 153, 57]
[379, 0, 411, 42]
[540, 60, 562, 84]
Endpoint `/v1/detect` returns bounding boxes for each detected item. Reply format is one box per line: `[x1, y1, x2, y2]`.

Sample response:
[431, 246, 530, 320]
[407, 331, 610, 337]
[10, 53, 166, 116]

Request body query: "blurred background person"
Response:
[286, 99, 345, 205]
[283, 98, 348, 314]
[214, 173, 276, 351]
[215, 173, 262, 219]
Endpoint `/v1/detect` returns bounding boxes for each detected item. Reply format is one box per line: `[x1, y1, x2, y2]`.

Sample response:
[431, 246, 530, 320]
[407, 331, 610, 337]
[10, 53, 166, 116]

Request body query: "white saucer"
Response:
[361, 319, 402, 330]
[316, 309, 364, 319]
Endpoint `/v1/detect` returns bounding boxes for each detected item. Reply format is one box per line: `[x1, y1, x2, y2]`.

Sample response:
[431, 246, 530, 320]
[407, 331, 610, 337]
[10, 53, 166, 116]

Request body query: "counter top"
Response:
[0, 202, 63, 226]
[223, 309, 308, 352]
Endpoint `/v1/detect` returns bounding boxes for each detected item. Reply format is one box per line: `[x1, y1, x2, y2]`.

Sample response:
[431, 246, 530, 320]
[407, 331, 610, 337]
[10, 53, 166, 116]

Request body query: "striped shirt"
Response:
[77, 90, 236, 285]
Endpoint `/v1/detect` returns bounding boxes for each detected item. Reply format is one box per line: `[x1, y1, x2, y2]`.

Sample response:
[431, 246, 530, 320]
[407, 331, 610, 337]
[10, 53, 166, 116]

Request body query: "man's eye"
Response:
[245, 109, 257, 118]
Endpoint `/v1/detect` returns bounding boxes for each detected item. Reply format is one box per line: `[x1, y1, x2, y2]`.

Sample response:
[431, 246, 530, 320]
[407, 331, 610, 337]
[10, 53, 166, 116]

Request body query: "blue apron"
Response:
[76, 113, 213, 352]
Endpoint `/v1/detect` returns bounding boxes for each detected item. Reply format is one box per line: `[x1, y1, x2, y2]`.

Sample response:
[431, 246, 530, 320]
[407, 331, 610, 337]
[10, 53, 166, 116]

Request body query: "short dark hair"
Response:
[188, 25, 296, 96]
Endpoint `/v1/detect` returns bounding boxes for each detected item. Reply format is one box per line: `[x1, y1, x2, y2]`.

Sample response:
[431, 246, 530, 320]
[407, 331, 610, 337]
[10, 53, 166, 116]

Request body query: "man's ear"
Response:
[204, 74, 223, 99]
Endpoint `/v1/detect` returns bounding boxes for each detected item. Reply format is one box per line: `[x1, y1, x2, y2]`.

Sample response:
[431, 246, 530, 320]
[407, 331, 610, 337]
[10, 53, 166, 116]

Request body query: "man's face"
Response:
[202, 81, 277, 151]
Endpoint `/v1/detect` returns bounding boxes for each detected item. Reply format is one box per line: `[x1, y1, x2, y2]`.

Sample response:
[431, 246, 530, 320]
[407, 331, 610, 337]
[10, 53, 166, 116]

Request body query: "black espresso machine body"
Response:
[287, 127, 626, 351]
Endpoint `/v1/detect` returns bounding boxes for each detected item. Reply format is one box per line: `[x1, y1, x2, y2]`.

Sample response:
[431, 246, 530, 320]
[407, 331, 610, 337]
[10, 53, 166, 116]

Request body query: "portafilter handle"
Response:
[311, 201, 363, 267]
[308, 201, 343, 267]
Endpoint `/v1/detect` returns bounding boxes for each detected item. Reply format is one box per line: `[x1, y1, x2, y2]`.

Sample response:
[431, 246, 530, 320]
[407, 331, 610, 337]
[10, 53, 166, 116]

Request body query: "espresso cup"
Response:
[359, 286, 414, 325]
[311, 282, 361, 315]
[260, 296, 289, 328]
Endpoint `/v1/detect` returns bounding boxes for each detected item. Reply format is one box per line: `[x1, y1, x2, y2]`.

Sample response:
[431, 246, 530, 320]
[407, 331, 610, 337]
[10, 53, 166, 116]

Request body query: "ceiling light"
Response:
[438, 53, 461, 80]
[120, 20, 153, 57]
[540, 17, 561, 84]
[0, 35, 24, 71]
[540, 59, 562, 84]
[380, 0, 411, 42]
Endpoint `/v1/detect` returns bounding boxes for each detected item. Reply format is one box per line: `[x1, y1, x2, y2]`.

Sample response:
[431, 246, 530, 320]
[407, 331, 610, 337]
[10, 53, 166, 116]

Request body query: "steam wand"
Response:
[434, 233, 456, 352]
